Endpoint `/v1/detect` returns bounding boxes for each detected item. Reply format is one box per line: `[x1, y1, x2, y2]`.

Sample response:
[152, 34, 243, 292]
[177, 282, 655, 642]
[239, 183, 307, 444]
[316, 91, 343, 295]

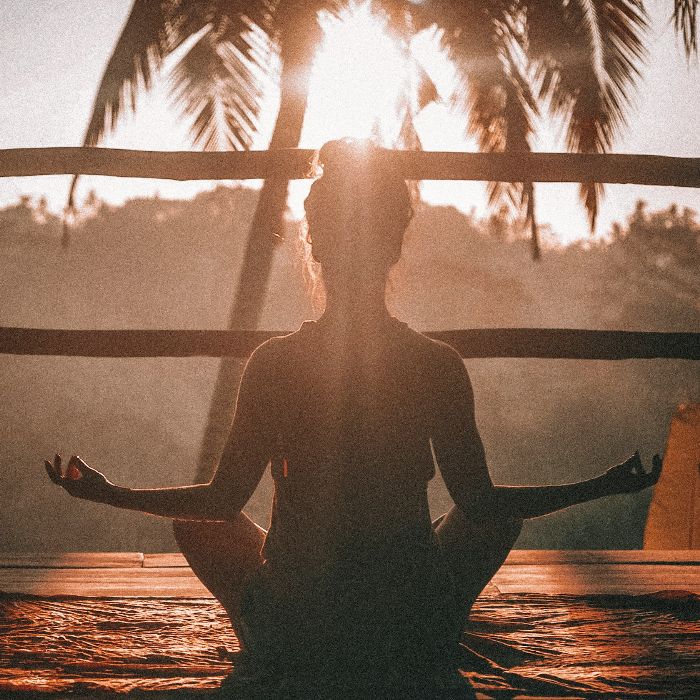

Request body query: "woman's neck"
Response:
[320, 281, 392, 328]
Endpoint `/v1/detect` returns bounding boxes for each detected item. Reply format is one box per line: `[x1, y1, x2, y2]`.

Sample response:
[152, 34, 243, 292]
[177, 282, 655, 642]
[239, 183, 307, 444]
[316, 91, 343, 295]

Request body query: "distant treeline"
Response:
[0, 187, 697, 552]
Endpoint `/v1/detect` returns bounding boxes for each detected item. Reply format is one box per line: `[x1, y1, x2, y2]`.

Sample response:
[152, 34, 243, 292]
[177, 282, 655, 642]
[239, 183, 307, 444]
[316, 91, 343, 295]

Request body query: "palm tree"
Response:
[66, 1, 337, 481]
[70, 0, 696, 482]
[67, 0, 436, 482]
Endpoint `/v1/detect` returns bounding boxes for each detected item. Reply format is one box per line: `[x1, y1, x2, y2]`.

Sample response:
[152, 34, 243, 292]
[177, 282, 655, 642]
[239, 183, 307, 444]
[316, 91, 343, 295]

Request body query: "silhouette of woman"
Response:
[45, 139, 662, 698]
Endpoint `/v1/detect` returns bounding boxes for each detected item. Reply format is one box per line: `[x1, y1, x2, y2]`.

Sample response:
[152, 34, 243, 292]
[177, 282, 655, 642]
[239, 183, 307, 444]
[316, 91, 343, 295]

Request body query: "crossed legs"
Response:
[173, 505, 522, 645]
[433, 505, 523, 617]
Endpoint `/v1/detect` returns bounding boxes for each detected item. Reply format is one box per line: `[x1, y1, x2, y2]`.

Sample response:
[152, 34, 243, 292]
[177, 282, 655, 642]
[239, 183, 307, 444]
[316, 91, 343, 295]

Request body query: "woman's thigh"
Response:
[172, 512, 266, 632]
[433, 505, 522, 608]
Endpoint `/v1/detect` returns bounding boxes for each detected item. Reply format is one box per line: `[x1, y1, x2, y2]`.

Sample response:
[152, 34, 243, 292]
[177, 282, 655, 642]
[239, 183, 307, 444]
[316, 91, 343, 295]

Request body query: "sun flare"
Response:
[289, 2, 419, 217]
[301, 3, 410, 147]
[62, 1, 614, 246]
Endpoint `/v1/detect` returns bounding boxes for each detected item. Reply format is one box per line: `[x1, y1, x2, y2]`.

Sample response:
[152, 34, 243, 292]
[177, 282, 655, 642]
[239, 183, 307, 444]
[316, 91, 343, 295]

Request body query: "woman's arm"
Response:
[476, 453, 661, 519]
[430, 346, 662, 520]
[44, 453, 228, 519]
[44, 343, 275, 521]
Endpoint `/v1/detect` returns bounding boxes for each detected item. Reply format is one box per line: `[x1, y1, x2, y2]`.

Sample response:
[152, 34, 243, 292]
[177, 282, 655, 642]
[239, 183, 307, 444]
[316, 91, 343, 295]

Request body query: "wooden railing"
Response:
[1, 147, 699, 186]
[1, 147, 698, 360]
[0, 327, 696, 360]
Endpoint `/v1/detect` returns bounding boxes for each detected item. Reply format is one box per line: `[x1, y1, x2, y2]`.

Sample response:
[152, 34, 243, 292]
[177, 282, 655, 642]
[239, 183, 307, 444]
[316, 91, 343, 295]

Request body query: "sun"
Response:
[287, 2, 415, 216]
[291, 4, 595, 245]
[301, 2, 410, 148]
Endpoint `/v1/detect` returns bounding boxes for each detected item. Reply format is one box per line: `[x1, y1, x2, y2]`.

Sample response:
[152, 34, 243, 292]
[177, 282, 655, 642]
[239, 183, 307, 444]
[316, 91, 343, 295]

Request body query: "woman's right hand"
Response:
[44, 454, 114, 503]
[602, 452, 663, 495]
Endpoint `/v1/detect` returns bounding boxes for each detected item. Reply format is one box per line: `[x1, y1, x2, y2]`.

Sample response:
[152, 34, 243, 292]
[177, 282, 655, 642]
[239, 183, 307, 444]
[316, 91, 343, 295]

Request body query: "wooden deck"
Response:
[1, 550, 699, 597]
[2, 551, 699, 698]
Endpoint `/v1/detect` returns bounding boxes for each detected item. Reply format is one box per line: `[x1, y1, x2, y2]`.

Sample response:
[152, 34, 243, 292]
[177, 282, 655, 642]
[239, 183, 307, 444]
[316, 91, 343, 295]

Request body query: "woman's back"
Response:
[260, 315, 449, 569]
[238, 315, 464, 691]
[42, 140, 660, 699]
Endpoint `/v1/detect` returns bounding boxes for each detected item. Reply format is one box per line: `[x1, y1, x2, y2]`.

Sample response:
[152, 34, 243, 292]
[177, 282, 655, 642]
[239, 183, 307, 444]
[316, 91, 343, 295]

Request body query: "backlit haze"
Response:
[0, 0, 698, 244]
[2, 1, 698, 556]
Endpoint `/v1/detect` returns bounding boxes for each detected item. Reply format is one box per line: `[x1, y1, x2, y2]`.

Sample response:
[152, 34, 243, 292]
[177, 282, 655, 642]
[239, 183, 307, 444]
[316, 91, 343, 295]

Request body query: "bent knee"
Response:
[172, 518, 207, 551]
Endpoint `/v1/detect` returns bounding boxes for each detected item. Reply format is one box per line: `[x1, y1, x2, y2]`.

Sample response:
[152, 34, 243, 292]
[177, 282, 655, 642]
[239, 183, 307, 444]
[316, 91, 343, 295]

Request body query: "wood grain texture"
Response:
[143, 553, 188, 568]
[502, 549, 700, 564]
[3, 592, 697, 697]
[0, 552, 143, 569]
[1, 552, 699, 597]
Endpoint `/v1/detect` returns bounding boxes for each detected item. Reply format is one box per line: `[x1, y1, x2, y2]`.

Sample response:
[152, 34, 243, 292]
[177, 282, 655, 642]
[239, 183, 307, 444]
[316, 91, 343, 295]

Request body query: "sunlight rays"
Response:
[16, 1, 680, 246]
[301, 3, 410, 147]
[288, 2, 418, 217]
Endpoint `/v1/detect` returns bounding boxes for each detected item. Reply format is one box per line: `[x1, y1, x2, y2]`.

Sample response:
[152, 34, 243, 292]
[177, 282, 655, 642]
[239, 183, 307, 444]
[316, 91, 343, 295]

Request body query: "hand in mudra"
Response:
[604, 452, 662, 495]
[44, 454, 113, 503]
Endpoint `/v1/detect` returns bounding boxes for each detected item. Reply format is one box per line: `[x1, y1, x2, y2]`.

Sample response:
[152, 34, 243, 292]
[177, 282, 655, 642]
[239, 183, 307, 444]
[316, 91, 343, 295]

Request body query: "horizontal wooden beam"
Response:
[0, 326, 697, 360]
[1, 147, 699, 186]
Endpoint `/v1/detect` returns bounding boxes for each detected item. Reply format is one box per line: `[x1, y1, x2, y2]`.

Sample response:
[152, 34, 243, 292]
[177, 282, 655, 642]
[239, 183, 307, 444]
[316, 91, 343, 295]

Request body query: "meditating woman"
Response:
[44, 139, 662, 698]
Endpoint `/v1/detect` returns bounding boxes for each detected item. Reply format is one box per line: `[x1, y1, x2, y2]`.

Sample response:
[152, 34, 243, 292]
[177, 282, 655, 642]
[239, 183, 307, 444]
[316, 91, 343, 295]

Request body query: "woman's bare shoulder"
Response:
[399, 323, 464, 368]
[245, 321, 312, 369]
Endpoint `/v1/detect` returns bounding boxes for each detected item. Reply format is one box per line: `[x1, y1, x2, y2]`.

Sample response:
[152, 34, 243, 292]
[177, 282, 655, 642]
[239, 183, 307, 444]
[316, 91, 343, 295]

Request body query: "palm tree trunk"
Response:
[194, 58, 310, 483]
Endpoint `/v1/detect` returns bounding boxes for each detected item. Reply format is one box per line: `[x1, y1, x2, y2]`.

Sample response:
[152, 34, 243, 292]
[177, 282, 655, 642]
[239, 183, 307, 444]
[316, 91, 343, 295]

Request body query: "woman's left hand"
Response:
[44, 454, 113, 503]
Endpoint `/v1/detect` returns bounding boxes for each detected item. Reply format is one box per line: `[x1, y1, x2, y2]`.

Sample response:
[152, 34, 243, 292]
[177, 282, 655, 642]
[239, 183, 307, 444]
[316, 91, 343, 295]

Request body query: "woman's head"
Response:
[303, 139, 414, 289]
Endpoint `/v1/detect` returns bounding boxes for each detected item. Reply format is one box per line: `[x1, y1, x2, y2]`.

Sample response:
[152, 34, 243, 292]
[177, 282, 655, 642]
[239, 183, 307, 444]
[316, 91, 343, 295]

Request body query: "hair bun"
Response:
[317, 138, 381, 177]
[303, 139, 414, 271]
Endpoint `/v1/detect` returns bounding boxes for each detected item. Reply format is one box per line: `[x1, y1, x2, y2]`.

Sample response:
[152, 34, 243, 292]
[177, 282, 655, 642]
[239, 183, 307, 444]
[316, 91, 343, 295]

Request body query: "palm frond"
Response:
[488, 51, 540, 259]
[396, 60, 439, 201]
[414, 62, 440, 112]
[416, 1, 540, 254]
[68, 0, 279, 211]
[82, 0, 174, 147]
[526, 0, 648, 230]
[673, 0, 698, 55]
[375, 1, 439, 147]
[67, 0, 175, 214]
[165, 0, 275, 42]
[169, 16, 270, 151]
[371, 1, 438, 207]
[75, 0, 283, 150]
[415, 2, 510, 154]
[373, 0, 415, 41]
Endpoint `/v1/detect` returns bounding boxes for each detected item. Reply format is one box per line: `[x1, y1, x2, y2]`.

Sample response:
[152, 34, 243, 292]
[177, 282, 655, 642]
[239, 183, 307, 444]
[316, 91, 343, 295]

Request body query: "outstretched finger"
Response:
[53, 453, 63, 479]
[44, 459, 61, 484]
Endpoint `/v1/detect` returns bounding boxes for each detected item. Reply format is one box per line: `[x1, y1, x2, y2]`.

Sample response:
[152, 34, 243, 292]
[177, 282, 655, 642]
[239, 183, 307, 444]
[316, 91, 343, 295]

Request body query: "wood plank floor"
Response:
[1, 550, 699, 597]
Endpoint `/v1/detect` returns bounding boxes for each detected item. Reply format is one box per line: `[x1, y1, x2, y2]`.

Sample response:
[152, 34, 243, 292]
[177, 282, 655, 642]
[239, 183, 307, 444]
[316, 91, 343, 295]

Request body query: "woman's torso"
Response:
[259, 315, 448, 572]
[239, 316, 464, 681]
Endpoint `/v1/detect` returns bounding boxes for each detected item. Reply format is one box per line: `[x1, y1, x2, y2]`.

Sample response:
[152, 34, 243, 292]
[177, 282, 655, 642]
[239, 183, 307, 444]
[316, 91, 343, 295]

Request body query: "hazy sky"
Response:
[0, 0, 698, 244]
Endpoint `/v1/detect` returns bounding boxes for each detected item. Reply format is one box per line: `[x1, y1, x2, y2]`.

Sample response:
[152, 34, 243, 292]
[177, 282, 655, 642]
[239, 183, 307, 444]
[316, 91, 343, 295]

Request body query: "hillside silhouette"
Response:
[1, 188, 697, 552]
